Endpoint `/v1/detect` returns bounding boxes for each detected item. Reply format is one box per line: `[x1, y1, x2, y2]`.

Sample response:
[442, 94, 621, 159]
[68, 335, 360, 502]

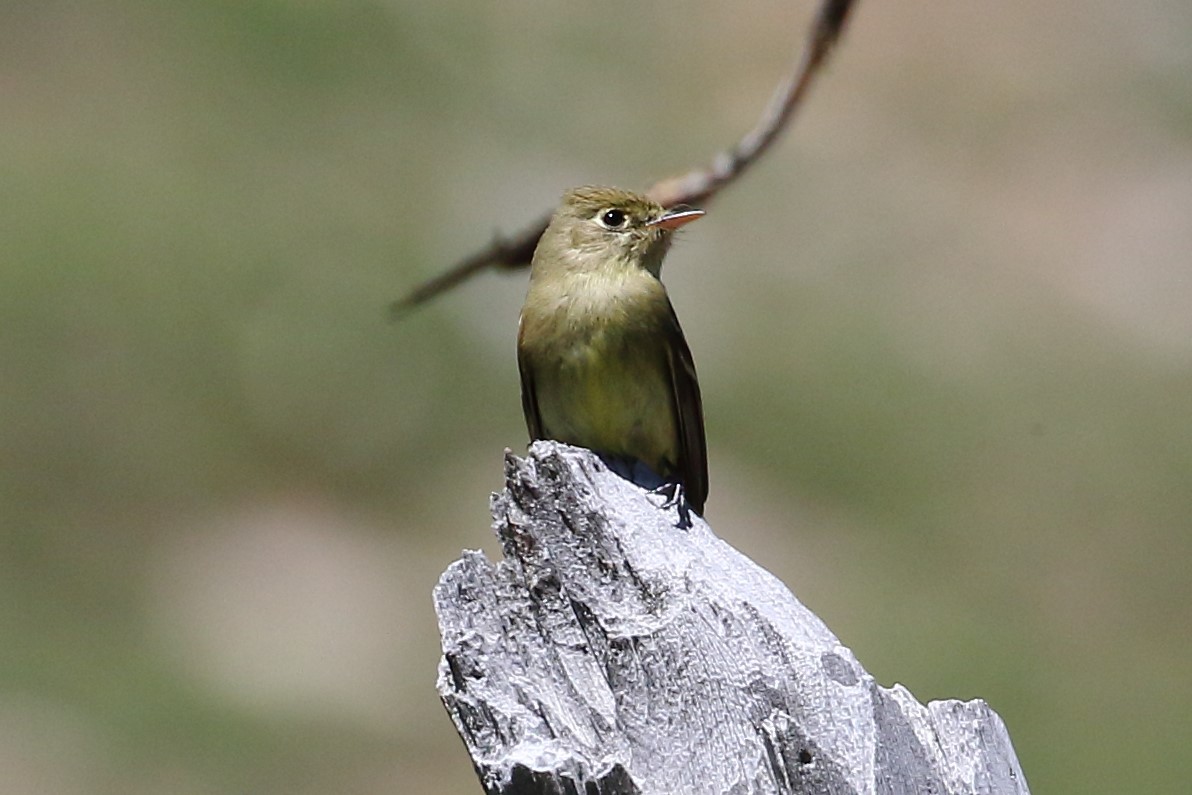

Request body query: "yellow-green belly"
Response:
[534, 326, 677, 476]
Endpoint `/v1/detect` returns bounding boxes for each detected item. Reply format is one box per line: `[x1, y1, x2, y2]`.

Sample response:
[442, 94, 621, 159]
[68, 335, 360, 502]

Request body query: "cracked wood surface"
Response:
[434, 441, 1030, 794]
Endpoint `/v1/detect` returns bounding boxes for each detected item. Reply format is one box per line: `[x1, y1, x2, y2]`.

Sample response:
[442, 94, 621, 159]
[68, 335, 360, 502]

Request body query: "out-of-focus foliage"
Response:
[2, 2, 1190, 792]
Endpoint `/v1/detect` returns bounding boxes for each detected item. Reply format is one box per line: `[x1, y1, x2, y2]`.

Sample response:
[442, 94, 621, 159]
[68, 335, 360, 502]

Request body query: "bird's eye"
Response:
[600, 208, 627, 229]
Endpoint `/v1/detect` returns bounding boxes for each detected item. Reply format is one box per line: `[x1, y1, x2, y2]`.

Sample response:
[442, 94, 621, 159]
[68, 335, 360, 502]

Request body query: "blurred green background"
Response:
[3, 1, 1190, 792]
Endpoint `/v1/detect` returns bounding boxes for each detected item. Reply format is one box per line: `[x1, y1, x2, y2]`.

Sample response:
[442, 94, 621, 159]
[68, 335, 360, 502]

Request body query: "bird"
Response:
[516, 185, 708, 515]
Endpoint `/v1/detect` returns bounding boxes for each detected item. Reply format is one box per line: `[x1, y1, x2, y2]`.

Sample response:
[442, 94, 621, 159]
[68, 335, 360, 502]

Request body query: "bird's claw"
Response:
[650, 480, 693, 529]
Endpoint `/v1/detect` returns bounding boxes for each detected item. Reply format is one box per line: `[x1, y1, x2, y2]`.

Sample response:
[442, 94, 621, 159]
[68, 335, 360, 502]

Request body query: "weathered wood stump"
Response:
[434, 441, 1029, 794]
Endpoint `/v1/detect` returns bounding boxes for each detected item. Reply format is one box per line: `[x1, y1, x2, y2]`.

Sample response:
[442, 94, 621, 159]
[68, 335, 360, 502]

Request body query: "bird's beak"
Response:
[648, 207, 705, 231]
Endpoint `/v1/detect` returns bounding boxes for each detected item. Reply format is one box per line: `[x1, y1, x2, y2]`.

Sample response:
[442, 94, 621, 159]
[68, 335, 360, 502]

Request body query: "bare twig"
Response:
[390, 0, 856, 318]
[388, 213, 549, 317]
[645, 0, 855, 208]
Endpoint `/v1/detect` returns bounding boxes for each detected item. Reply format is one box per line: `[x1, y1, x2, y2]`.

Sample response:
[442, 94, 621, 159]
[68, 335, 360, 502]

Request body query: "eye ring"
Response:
[599, 208, 627, 229]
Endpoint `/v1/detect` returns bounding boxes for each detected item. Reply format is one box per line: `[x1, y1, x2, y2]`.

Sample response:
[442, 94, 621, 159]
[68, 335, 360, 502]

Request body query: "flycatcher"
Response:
[517, 186, 708, 514]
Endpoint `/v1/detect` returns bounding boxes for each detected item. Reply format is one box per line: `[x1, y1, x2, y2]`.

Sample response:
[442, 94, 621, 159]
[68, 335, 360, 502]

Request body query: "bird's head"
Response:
[535, 186, 704, 279]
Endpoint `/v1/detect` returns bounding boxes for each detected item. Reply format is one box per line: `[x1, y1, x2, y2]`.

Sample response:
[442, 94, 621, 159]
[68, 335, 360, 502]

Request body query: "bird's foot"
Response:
[649, 480, 693, 529]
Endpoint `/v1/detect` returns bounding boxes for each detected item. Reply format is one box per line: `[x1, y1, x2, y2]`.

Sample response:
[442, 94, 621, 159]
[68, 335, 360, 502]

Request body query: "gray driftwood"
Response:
[434, 441, 1030, 794]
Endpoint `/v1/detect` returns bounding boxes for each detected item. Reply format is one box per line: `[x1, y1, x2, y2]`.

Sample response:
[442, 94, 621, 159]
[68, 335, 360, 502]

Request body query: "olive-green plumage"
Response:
[517, 186, 708, 514]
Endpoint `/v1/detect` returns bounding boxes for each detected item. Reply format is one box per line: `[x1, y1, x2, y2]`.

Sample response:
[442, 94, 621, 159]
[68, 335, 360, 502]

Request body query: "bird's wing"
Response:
[516, 315, 544, 441]
[665, 300, 708, 514]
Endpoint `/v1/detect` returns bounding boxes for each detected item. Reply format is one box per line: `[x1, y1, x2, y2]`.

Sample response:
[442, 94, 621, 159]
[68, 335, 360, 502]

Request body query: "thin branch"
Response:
[387, 213, 549, 317]
[645, 0, 855, 208]
[390, 0, 857, 319]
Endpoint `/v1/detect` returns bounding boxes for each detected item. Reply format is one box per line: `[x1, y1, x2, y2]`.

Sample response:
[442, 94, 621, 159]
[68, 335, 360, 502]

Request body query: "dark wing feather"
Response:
[664, 300, 708, 514]
[516, 316, 544, 441]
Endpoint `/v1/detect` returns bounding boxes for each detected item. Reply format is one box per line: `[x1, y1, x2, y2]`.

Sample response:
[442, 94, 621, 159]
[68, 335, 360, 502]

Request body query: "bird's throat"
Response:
[533, 269, 666, 346]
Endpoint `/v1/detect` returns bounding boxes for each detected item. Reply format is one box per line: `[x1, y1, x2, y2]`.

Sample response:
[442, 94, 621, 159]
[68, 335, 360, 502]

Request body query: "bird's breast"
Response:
[521, 271, 667, 352]
[519, 272, 678, 469]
